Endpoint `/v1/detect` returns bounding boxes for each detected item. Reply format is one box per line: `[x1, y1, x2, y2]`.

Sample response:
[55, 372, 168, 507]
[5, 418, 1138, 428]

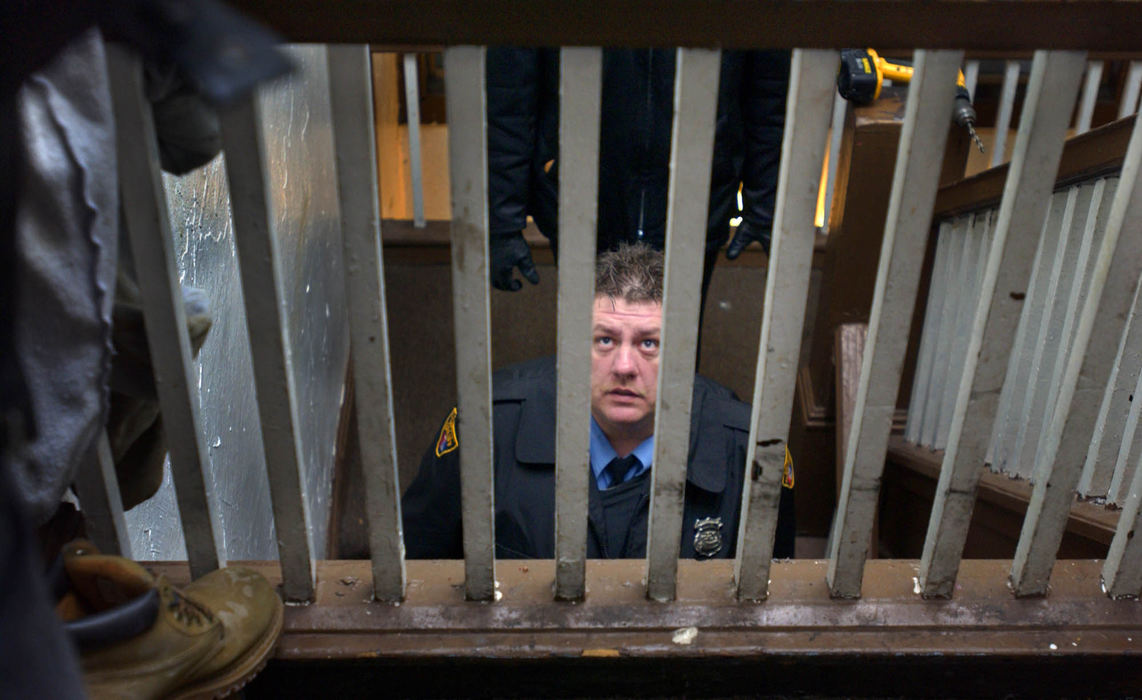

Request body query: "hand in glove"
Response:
[725, 220, 772, 259]
[490, 231, 540, 291]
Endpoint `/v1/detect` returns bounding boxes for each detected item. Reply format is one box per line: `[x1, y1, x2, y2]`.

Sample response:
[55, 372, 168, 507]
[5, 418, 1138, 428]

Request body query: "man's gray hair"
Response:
[594, 242, 664, 304]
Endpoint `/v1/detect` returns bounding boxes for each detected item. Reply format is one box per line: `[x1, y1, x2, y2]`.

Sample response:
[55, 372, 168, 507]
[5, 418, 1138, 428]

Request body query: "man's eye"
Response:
[641, 339, 659, 350]
[596, 336, 613, 347]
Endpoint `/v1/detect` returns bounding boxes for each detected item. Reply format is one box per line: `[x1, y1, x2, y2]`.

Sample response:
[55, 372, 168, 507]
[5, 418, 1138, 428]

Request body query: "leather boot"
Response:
[59, 541, 283, 699]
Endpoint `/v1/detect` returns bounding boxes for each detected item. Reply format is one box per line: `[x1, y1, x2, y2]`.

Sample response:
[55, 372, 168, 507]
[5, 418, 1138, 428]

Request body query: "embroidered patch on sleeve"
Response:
[782, 446, 795, 489]
[435, 407, 459, 457]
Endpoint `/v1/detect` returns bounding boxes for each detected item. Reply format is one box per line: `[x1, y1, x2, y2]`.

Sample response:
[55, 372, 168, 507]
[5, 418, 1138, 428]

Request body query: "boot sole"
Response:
[168, 593, 285, 700]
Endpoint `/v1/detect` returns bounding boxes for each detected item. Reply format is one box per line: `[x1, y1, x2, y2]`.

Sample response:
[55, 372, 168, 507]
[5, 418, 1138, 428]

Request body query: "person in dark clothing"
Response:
[403, 243, 795, 560]
[485, 48, 790, 302]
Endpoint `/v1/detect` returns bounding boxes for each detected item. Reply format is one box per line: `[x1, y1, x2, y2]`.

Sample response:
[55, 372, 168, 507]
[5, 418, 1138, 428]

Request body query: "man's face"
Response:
[590, 296, 662, 443]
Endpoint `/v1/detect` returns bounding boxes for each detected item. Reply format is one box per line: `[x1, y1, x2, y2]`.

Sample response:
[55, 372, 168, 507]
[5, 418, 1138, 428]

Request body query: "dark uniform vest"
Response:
[402, 356, 795, 560]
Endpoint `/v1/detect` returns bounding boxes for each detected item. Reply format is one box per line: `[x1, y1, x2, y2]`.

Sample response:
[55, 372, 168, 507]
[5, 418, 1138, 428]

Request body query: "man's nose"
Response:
[612, 343, 637, 375]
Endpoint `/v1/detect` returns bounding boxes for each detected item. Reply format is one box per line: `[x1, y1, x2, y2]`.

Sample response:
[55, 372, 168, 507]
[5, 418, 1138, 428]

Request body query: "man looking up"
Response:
[402, 243, 795, 559]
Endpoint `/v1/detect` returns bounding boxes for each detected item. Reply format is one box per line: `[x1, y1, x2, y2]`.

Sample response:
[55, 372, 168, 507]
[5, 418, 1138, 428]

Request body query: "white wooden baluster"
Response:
[827, 50, 964, 599]
[735, 49, 837, 602]
[106, 45, 223, 578]
[1013, 104, 1142, 597]
[553, 47, 602, 602]
[328, 44, 406, 602]
[221, 89, 316, 602]
[991, 61, 1022, 167]
[645, 48, 720, 602]
[443, 46, 496, 602]
[920, 51, 1088, 598]
[403, 53, 427, 228]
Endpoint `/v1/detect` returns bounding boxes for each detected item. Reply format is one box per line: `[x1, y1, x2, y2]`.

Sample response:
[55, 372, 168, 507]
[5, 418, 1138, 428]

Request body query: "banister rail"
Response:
[227, 0, 1142, 52]
[88, 4, 1142, 691]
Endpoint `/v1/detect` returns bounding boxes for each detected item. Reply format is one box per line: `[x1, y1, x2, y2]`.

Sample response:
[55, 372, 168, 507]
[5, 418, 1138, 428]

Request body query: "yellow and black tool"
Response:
[837, 48, 985, 153]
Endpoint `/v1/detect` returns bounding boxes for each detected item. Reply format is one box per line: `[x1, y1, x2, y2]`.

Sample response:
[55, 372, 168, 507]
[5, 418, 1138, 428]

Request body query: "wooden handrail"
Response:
[229, 1, 1142, 52]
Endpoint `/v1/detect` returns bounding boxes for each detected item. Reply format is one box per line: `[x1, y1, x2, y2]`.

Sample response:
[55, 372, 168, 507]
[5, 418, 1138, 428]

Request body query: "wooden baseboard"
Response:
[887, 435, 1119, 546]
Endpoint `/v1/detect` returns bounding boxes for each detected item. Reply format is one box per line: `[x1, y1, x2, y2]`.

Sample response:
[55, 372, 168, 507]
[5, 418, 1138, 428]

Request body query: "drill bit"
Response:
[965, 121, 985, 153]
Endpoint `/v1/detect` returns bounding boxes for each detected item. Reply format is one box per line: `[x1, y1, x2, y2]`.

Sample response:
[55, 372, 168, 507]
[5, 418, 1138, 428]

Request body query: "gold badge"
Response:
[435, 407, 459, 457]
[782, 446, 794, 489]
[693, 517, 724, 558]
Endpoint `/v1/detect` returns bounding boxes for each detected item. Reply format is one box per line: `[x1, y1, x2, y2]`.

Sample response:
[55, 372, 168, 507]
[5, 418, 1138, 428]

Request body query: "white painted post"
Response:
[821, 92, 849, 235]
[1015, 187, 1092, 477]
[645, 48, 720, 602]
[990, 193, 1067, 476]
[403, 53, 427, 228]
[920, 219, 967, 449]
[73, 433, 131, 556]
[1118, 62, 1142, 120]
[734, 50, 837, 602]
[553, 47, 602, 602]
[328, 45, 406, 602]
[919, 52, 1088, 598]
[443, 47, 496, 602]
[1011, 108, 1142, 597]
[992, 61, 1023, 167]
[936, 213, 986, 451]
[221, 91, 316, 602]
[1075, 61, 1104, 135]
[1109, 350, 1142, 506]
[827, 50, 964, 599]
[963, 61, 980, 107]
[905, 222, 953, 445]
[1103, 439, 1142, 598]
[105, 45, 223, 577]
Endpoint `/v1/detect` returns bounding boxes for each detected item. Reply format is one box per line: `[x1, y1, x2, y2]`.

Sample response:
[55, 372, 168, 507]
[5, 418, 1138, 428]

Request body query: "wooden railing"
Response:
[81, 2, 1142, 693]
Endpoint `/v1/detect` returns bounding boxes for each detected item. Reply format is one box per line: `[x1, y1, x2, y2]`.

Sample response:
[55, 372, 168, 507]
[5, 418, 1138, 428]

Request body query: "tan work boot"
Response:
[61, 541, 225, 699]
[168, 566, 284, 699]
[60, 541, 283, 699]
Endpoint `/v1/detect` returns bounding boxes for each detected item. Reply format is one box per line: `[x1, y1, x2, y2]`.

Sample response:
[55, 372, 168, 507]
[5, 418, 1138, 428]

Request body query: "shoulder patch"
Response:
[782, 446, 795, 489]
[435, 407, 459, 457]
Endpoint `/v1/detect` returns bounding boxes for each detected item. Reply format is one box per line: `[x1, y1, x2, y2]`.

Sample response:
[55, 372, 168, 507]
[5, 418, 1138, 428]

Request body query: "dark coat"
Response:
[485, 48, 790, 256]
[402, 356, 795, 560]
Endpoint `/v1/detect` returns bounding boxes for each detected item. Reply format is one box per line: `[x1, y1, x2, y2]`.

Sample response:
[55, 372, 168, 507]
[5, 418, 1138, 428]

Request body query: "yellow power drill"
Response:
[837, 48, 985, 153]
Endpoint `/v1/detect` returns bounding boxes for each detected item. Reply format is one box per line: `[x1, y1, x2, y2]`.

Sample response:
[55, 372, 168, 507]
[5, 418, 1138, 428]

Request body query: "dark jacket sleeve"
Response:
[739, 50, 791, 232]
[401, 411, 464, 558]
[486, 47, 540, 235]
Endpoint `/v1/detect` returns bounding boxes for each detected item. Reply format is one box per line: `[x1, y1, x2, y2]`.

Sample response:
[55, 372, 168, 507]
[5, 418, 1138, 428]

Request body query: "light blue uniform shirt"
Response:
[589, 417, 654, 490]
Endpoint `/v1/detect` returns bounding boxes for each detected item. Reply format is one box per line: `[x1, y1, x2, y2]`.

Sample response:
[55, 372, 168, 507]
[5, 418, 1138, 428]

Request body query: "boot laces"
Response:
[168, 587, 214, 626]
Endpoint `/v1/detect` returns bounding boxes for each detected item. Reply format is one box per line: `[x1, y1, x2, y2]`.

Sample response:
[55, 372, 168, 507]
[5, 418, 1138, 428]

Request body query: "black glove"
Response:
[725, 220, 772, 259]
[490, 231, 540, 291]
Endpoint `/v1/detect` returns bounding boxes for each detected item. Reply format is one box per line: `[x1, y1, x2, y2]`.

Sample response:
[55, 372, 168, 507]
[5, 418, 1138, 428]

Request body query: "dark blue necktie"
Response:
[603, 454, 640, 488]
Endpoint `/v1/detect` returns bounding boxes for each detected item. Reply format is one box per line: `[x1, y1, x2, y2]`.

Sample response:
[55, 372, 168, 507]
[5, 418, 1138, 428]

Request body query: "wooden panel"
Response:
[734, 49, 837, 601]
[919, 51, 1087, 598]
[553, 47, 602, 602]
[105, 45, 223, 577]
[328, 44, 406, 602]
[1012, 105, 1142, 597]
[646, 48, 720, 602]
[230, 1, 1142, 52]
[443, 46, 496, 602]
[827, 50, 965, 599]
